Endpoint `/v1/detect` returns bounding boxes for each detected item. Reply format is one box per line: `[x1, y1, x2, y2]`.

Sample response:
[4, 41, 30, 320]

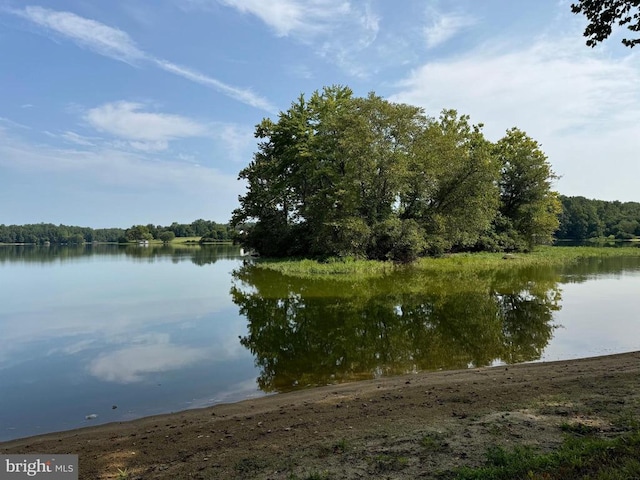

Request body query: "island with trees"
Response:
[231, 86, 562, 262]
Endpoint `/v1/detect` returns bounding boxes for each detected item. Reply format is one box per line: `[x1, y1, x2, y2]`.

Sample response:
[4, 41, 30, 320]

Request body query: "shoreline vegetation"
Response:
[251, 245, 640, 279]
[2, 352, 639, 479]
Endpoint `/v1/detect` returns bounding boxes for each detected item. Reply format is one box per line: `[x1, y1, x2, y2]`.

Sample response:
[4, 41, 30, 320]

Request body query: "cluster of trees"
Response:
[232, 86, 561, 261]
[123, 220, 233, 243]
[0, 219, 233, 245]
[556, 196, 640, 240]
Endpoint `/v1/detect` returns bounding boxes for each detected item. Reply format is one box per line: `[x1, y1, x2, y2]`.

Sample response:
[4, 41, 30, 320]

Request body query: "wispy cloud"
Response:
[59, 131, 98, 147]
[286, 64, 313, 79]
[85, 101, 208, 151]
[0, 126, 239, 192]
[212, 123, 256, 162]
[0, 117, 31, 130]
[212, 0, 380, 77]
[153, 60, 276, 112]
[424, 10, 477, 49]
[9, 6, 274, 111]
[216, 0, 351, 37]
[14, 6, 145, 64]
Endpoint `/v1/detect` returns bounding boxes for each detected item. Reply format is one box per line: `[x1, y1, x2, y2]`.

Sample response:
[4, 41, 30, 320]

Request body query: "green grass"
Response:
[317, 438, 351, 457]
[453, 427, 640, 480]
[252, 246, 640, 280]
[170, 236, 201, 244]
[115, 468, 130, 480]
[420, 431, 449, 452]
[254, 256, 396, 278]
[559, 421, 600, 436]
[234, 456, 270, 475]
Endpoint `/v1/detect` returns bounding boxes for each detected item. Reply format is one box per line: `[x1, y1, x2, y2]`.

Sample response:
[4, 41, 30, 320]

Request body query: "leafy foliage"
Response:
[493, 128, 561, 250]
[571, 0, 640, 48]
[232, 86, 560, 260]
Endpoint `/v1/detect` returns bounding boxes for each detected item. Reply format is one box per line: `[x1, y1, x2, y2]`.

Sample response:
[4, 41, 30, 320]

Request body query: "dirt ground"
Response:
[2, 351, 640, 479]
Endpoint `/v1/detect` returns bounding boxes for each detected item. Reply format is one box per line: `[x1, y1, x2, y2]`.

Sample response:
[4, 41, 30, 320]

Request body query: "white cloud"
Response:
[10, 6, 274, 111]
[0, 127, 240, 193]
[286, 64, 314, 79]
[88, 336, 208, 383]
[212, 123, 256, 162]
[214, 0, 379, 77]
[217, 0, 351, 37]
[15, 6, 145, 64]
[391, 37, 640, 138]
[0, 117, 31, 130]
[153, 60, 276, 112]
[424, 11, 477, 49]
[390, 35, 640, 201]
[59, 131, 98, 147]
[85, 101, 207, 151]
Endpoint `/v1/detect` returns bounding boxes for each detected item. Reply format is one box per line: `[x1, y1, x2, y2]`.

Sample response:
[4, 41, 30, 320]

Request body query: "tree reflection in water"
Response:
[231, 264, 561, 392]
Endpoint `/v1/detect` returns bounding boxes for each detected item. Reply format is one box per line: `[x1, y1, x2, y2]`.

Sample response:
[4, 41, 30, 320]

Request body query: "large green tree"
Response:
[400, 111, 499, 254]
[125, 225, 153, 242]
[493, 128, 561, 249]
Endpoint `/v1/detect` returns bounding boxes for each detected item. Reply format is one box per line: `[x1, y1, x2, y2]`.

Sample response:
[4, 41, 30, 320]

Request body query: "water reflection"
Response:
[231, 265, 562, 392]
[0, 243, 241, 265]
[87, 333, 209, 383]
[0, 244, 258, 441]
[2, 244, 639, 441]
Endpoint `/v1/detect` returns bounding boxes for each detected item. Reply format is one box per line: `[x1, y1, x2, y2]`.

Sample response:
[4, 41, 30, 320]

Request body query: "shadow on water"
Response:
[231, 263, 563, 393]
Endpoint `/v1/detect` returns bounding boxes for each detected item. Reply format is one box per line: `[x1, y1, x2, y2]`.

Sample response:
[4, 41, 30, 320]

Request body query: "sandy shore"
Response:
[2, 351, 639, 479]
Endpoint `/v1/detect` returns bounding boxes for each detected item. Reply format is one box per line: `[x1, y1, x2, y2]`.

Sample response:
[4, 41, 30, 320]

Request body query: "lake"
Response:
[1, 244, 639, 441]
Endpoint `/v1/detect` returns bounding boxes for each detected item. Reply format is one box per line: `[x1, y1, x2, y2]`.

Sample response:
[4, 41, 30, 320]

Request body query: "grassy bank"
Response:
[454, 423, 640, 480]
[253, 245, 640, 279]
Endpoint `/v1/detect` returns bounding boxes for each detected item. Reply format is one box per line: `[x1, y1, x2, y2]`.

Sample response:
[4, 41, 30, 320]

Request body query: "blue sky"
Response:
[1, 0, 638, 228]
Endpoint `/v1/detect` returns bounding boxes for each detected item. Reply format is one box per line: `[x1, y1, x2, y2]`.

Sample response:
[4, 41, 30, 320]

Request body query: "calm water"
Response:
[1, 245, 639, 441]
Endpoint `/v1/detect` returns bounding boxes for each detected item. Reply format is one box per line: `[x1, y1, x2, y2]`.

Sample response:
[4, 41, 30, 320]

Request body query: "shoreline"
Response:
[3, 351, 639, 479]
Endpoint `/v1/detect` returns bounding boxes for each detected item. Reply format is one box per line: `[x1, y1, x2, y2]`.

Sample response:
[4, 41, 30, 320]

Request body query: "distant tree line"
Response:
[123, 220, 233, 243]
[0, 219, 233, 245]
[0, 224, 123, 245]
[556, 196, 640, 240]
[232, 86, 561, 261]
